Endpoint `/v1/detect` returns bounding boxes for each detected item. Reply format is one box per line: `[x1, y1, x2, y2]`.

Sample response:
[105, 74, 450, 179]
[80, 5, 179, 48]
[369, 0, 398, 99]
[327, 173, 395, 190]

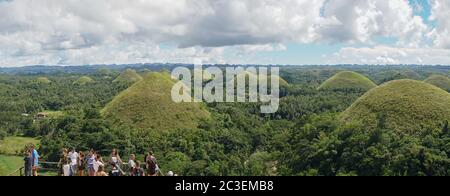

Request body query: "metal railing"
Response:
[7, 167, 24, 176]
[7, 159, 166, 176]
[7, 161, 59, 176]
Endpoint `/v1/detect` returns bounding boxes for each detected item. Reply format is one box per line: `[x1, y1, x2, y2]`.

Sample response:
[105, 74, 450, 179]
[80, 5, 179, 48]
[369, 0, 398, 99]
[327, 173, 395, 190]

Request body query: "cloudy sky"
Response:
[0, 0, 449, 67]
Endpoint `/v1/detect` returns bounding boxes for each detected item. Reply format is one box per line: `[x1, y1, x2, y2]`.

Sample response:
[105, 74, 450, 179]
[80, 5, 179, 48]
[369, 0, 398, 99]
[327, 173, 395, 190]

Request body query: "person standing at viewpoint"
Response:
[23, 150, 33, 176]
[68, 148, 79, 176]
[77, 151, 86, 176]
[30, 145, 40, 176]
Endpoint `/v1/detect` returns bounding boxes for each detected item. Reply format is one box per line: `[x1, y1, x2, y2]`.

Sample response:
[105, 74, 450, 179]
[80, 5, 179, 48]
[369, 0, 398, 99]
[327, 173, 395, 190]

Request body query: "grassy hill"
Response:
[0, 155, 56, 176]
[275, 76, 289, 87]
[113, 69, 143, 84]
[0, 137, 40, 176]
[400, 70, 422, 79]
[0, 137, 39, 155]
[341, 79, 450, 134]
[377, 70, 423, 83]
[424, 74, 450, 91]
[0, 155, 23, 176]
[318, 71, 377, 91]
[102, 72, 210, 130]
[140, 69, 153, 77]
[35, 77, 51, 84]
[97, 68, 113, 75]
[73, 76, 95, 85]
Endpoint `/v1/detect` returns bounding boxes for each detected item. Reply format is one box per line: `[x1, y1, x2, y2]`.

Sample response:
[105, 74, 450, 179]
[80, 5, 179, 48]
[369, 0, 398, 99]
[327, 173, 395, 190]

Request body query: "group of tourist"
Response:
[24, 146, 178, 176]
[57, 148, 163, 176]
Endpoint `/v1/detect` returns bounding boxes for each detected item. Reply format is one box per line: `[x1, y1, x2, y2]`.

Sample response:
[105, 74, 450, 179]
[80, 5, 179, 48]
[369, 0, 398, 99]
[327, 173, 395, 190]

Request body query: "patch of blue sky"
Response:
[373, 36, 398, 46]
[159, 43, 174, 50]
[409, 0, 435, 27]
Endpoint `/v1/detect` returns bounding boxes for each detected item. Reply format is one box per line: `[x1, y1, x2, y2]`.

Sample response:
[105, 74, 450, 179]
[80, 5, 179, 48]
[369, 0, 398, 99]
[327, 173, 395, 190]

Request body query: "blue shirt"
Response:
[32, 149, 39, 166]
[87, 155, 95, 165]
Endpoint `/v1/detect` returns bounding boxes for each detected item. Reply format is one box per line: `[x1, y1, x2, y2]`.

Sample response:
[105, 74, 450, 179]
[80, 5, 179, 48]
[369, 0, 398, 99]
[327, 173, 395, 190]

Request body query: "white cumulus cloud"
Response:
[429, 0, 450, 48]
[329, 46, 450, 65]
[316, 0, 429, 46]
[0, 0, 448, 66]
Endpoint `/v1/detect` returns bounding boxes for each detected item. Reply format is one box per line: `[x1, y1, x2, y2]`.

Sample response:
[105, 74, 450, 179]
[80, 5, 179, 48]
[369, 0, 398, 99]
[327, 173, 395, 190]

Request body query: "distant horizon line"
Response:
[1, 63, 450, 69]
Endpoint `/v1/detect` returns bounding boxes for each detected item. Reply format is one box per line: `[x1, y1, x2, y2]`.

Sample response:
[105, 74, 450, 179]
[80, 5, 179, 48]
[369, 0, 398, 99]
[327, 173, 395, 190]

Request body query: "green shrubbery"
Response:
[1, 66, 450, 176]
[278, 113, 450, 176]
[0, 130, 6, 140]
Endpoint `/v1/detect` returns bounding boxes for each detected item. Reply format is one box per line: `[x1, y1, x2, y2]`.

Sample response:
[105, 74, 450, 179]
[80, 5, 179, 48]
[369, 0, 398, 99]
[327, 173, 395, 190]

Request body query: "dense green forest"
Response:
[0, 65, 449, 176]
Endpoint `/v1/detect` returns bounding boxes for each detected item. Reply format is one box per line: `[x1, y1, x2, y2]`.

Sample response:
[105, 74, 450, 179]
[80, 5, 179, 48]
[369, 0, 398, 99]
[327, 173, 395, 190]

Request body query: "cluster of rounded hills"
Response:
[30, 68, 285, 131]
[318, 71, 450, 134]
[101, 68, 290, 130]
[34, 76, 96, 85]
[33, 68, 450, 134]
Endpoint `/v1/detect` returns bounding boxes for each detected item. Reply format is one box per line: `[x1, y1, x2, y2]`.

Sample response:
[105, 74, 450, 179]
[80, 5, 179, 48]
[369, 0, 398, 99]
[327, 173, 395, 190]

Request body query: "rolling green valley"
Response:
[0, 65, 449, 176]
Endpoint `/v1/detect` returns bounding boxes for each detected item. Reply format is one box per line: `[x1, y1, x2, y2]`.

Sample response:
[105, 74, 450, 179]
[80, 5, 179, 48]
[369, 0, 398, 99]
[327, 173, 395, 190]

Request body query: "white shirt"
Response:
[63, 164, 71, 176]
[111, 156, 118, 163]
[93, 160, 104, 172]
[128, 160, 136, 168]
[68, 152, 79, 166]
